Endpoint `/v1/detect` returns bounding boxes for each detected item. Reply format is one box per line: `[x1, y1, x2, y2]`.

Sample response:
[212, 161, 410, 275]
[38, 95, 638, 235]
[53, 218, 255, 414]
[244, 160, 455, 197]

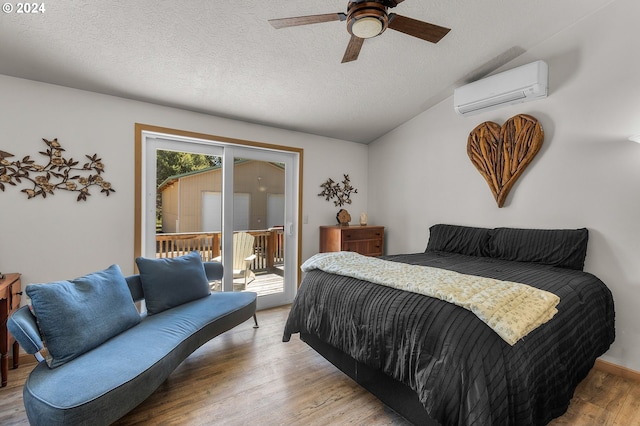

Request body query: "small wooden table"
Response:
[0, 273, 21, 387]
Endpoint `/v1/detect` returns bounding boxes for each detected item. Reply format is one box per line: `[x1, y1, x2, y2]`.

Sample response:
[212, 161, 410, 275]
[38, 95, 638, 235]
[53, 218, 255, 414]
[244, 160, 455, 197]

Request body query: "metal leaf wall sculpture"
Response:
[0, 138, 116, 202]
[318, 174, 358, 207]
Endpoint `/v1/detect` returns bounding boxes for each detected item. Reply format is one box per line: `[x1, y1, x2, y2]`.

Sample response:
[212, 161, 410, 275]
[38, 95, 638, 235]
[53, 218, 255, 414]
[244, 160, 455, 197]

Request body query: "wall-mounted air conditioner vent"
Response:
[454, 60, 548, 116]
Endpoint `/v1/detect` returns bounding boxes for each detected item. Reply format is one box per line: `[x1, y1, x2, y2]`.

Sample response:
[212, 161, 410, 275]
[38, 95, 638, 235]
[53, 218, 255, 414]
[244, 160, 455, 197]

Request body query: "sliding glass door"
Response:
[139, 129, 299, 310]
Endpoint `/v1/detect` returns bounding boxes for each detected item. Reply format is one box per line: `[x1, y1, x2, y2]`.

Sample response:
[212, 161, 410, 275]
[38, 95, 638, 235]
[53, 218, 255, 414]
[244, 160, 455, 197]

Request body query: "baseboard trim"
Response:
[594, 358, 640, 382]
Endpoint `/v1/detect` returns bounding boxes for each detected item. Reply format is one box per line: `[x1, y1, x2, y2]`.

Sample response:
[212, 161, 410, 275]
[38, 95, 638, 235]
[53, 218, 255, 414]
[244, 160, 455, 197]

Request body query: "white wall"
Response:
[0, 75, 368, 287]
[369, 0, 640, 371]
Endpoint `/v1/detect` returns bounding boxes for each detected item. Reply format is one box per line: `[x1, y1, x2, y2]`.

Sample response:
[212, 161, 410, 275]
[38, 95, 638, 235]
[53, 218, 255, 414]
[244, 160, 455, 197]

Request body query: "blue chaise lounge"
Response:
[8, 251, 257, 425]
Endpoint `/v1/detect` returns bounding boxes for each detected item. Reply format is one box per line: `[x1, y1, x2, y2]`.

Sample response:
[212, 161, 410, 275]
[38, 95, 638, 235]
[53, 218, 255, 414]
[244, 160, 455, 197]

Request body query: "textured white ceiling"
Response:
[0, 0, 614, 143]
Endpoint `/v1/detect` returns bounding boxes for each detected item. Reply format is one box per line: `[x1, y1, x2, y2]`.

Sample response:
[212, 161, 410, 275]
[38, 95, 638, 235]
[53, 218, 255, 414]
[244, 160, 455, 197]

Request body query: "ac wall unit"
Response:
[454, 60, 548, 116]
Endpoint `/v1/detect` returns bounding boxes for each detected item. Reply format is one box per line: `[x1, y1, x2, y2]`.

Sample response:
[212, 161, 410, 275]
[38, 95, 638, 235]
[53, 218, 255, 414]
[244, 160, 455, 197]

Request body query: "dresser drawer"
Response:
[341, 228, 384, 241]
[10, 280, 21, 312]
[342, 240, 383, 256]
[319, 225, 385, 257]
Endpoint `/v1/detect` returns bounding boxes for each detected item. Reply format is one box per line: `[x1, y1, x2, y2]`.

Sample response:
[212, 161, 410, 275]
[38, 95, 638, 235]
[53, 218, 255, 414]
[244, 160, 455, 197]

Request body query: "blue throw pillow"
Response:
[135, 251, 210, 315]
[26, 264, 141, 368]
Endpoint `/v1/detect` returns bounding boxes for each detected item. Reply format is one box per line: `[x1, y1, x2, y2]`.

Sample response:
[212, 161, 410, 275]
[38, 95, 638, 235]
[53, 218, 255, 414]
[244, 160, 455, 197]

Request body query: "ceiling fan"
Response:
[268, 0, 451, 63]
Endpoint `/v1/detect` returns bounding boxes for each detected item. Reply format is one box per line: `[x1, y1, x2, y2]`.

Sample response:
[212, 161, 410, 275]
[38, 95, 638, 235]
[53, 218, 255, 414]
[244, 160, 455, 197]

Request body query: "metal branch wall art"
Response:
[318, 174, 358, 207]
[0, 138, 116, 202]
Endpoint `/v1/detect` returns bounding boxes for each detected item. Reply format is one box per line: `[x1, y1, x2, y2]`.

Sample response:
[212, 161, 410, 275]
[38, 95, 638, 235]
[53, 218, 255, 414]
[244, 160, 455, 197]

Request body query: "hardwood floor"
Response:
[1, 305, 638, 425]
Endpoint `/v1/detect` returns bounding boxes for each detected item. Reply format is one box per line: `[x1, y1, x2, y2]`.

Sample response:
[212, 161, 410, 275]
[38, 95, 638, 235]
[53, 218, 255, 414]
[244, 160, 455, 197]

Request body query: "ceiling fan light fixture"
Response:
[269, 0, 450, 63]
[351, 17, 383, 38]
[346, 2, 389, 39]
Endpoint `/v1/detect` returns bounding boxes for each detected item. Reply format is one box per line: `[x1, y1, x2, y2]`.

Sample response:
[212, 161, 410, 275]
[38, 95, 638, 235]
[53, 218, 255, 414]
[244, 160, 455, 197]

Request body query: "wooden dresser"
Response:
[319, 225, 385, 257]
[0, 273, 21, 387]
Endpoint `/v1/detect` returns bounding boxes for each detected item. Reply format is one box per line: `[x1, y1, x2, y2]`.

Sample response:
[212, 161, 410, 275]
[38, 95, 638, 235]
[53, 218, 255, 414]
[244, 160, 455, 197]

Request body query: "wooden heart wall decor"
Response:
[467, 114, 544, 207]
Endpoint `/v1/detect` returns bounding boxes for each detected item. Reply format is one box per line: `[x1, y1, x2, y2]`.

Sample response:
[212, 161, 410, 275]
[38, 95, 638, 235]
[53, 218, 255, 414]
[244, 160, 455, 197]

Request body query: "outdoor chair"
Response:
[213, 232, 256, 290]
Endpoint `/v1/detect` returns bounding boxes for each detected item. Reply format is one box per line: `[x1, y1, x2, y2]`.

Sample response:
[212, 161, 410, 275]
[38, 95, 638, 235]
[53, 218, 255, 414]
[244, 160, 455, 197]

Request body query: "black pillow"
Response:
[426, 224, 491, 257]
[487, 227, 589, 270]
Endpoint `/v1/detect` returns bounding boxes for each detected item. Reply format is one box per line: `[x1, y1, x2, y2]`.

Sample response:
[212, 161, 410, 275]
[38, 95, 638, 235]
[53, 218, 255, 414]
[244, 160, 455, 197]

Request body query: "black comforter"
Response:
[283, 251, 615, 426]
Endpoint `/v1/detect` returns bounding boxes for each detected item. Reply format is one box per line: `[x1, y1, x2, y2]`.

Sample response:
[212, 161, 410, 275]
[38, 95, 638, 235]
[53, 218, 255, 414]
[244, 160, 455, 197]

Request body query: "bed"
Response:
[283, 224, 615, 426]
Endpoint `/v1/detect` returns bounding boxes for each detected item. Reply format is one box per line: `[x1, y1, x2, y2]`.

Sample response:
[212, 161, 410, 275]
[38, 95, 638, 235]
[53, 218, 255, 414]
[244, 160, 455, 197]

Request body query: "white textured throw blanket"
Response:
[301, 252, 560, 345]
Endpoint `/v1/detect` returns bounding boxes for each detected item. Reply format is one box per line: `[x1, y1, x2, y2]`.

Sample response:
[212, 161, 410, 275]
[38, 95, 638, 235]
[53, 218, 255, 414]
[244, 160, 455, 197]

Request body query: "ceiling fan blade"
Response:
[388, 14, 450, 43]
[269, 13, 346, 29]
[342, 35, 365, 63]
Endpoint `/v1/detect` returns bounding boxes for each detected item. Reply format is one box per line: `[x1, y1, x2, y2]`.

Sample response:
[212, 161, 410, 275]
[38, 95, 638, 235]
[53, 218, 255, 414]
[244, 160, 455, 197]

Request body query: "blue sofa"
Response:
[8, 255, 257, 425]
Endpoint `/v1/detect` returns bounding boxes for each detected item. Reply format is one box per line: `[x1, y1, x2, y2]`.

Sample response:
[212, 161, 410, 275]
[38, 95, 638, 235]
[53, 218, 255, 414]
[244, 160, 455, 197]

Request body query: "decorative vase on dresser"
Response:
[319, 225, 384, 257]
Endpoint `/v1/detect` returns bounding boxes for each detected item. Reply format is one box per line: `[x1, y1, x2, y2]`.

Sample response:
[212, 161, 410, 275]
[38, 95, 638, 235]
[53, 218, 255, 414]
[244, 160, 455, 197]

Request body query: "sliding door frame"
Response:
[134, 123, 304, 287]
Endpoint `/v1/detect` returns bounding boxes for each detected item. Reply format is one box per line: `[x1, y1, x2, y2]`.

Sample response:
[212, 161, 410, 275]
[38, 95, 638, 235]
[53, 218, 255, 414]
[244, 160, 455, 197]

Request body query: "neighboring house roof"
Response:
[157, 160, 284, 192]
[158, 164, 221, 192]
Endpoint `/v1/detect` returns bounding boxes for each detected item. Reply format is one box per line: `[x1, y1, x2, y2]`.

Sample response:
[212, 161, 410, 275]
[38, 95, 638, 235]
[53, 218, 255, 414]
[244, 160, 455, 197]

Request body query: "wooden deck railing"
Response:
[155, 228, 284, 272]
